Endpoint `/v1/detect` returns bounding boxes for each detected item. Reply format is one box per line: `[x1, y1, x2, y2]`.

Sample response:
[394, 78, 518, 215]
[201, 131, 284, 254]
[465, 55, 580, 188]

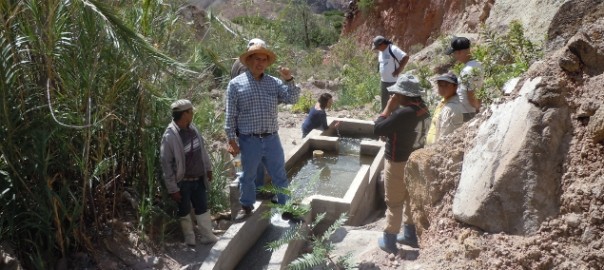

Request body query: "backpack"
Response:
[412, 112, 431, 150]
[377, 44, 399, 72]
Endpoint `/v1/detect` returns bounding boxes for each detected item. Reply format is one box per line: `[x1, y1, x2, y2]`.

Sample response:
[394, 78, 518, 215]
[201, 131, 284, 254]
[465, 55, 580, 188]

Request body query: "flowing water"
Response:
[235, 137, 377, 269]
[287, 137, 374, 199]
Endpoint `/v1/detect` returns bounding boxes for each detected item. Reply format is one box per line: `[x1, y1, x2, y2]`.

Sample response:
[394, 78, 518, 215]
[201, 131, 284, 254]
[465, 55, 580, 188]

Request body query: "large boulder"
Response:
[405, 125, 469, 233]
[485, 0, 564, 42]
[546, 0, 604, 51]
[452, 77, 571, 234]
[565, 17, 604, 76]
[585, 78, 604, 143]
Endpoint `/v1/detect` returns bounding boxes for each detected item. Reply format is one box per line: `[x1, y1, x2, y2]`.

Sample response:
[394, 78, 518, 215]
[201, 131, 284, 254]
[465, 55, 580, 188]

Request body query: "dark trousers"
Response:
[463, 112, 476, 122]
[176, 179, 208, 217]
[381, 81, 396, 111]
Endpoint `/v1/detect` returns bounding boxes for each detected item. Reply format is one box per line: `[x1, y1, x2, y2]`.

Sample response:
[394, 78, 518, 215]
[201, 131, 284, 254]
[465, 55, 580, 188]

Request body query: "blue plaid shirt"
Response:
[225, 71, 300, 140]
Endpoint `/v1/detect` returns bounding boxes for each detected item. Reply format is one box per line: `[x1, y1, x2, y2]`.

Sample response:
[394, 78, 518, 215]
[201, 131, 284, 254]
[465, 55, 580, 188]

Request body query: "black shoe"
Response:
[281, 211, 302, 224]
[256, 191, 274, 200]
[235, 205, 254, 221]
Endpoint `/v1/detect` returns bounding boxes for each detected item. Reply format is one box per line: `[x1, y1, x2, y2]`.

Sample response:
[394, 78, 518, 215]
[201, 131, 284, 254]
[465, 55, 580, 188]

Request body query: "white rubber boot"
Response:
[179, 215, 196, 246]
[196, 212, 218, 244]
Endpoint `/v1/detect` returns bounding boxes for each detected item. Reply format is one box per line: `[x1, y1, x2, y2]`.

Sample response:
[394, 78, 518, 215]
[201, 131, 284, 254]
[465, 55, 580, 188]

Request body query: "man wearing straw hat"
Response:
[225, 42, 300, 219]
[230, 38, 276, 203]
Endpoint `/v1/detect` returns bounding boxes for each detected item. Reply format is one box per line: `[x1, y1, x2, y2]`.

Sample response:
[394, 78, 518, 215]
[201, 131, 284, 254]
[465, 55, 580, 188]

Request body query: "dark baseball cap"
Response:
[435, 73, 458, 85]
[372, 35, 388, 50]
[445, 37, 471, 55]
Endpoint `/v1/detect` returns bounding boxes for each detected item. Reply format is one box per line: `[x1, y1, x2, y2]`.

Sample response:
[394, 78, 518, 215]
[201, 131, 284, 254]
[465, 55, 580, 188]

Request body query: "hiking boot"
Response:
[378, 232, 398, 254]
[195, 212, 218, 244]
[234, 205, 254, 221]
[256, 190, 274, 200]
[397, 224, 419, 248]
[179, 216, 196, 246]
[281, 211, 303, 224]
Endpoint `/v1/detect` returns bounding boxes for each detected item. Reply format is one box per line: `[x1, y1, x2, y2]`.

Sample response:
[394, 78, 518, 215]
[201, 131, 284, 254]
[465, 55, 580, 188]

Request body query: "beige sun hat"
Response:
[387, 73, 423, 97]
[239, 43, 277, 67]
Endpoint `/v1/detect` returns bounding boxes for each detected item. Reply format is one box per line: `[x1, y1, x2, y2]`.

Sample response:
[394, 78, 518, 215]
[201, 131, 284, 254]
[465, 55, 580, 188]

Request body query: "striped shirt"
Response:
[225, 71, 300, 140]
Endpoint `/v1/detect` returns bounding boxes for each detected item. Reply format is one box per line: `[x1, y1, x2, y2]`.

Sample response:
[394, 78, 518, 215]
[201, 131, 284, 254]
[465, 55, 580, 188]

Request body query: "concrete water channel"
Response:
[201, 118, 385, 269]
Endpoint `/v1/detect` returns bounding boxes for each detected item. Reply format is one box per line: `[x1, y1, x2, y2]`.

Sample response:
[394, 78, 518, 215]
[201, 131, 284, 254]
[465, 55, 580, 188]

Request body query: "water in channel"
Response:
[287, 137, 374, 199]
[235, 138, 376, 269]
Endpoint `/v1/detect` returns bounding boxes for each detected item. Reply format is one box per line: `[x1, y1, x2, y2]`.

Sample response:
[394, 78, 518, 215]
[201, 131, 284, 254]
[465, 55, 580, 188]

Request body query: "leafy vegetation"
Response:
[357, 0, 375, 13]
[328, 37, 381, 111]
[277, 213, 352, 270]
[232, 1, 341, 49]
[0, 0, 203, 268]
[291, 91, 315, 113]
[472, 20, 544, 104]
[0, 0, 545, 267]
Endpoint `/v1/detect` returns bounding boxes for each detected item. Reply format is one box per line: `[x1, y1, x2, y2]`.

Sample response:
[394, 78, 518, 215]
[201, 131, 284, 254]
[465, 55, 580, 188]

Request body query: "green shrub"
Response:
[207, 153, 231, 213]
[0, 0, 210, 267]
[358, 0, 375, 13]
[332, 37, 381, 110]
[292, 91, 315, 114]
[473, 21, 544, 105]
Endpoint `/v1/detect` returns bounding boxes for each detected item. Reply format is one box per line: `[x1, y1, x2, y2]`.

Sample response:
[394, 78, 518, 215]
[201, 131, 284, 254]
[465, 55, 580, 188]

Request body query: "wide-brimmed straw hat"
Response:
[387, 73, 423, 97]
[239, 43, 277, 67]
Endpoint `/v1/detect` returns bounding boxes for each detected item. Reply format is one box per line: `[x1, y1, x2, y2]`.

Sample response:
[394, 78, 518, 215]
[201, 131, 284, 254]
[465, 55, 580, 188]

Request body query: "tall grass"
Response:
[0, 0, 205, 268]
[333, 37, 381, 111]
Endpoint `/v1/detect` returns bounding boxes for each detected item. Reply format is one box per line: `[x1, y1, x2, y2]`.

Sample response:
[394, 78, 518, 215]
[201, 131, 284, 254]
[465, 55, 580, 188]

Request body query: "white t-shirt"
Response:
[457, 60, 484, 113]
[378, 44, 407, 83]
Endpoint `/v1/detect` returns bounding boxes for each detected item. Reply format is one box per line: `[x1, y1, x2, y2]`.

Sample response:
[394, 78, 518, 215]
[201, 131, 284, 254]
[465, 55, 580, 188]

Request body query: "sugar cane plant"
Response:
[0, 0, 216, 268]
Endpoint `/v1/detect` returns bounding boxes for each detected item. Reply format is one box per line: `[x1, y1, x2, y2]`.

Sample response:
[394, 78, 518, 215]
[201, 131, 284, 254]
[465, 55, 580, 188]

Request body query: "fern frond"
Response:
[335, 252, 354, 269]
[311, 212, 326, 228]
[288, 248, 327, 270]
[267, 223, 306, 251]
[319, 213, 348, 242]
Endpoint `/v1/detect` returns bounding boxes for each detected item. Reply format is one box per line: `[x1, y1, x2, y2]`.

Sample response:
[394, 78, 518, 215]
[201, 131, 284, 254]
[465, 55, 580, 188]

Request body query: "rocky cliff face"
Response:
[343, 0, 564, 51]
[402, 1, 604, 268]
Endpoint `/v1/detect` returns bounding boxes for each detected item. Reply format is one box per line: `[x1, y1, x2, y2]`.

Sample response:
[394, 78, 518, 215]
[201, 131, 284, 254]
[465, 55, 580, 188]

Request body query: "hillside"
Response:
[339, 0, 604, 269]
[1, 0, 602, 269]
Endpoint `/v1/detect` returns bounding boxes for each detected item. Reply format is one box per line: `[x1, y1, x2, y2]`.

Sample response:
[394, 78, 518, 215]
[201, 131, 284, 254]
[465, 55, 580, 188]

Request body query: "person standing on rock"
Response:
[225, 41, 300, 220]
[373, 73, 430, 254]
[446, 36, 483, 121]
[230, 38, 274, 202]
[301, 93, 334, 138]
[160, 99, 218, 246]
[372, 35, 409, 111]
[426, 73, 465, 144]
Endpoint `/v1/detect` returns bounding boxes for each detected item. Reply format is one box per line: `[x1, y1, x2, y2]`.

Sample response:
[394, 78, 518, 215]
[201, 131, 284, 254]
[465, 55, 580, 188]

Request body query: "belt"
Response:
[248, 132, 277, 138]
[182, 176, 201, 181]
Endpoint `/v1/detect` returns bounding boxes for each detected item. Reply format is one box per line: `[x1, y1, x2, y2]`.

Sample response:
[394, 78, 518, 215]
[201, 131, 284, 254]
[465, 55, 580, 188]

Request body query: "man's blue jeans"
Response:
[255, 164, 265, 190]
[238, 133, 289, 206]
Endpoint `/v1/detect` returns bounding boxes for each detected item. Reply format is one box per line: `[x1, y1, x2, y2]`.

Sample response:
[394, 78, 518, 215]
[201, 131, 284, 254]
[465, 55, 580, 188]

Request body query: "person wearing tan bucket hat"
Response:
[225, 41, 300, 220]
[373, 73, 430, 254]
